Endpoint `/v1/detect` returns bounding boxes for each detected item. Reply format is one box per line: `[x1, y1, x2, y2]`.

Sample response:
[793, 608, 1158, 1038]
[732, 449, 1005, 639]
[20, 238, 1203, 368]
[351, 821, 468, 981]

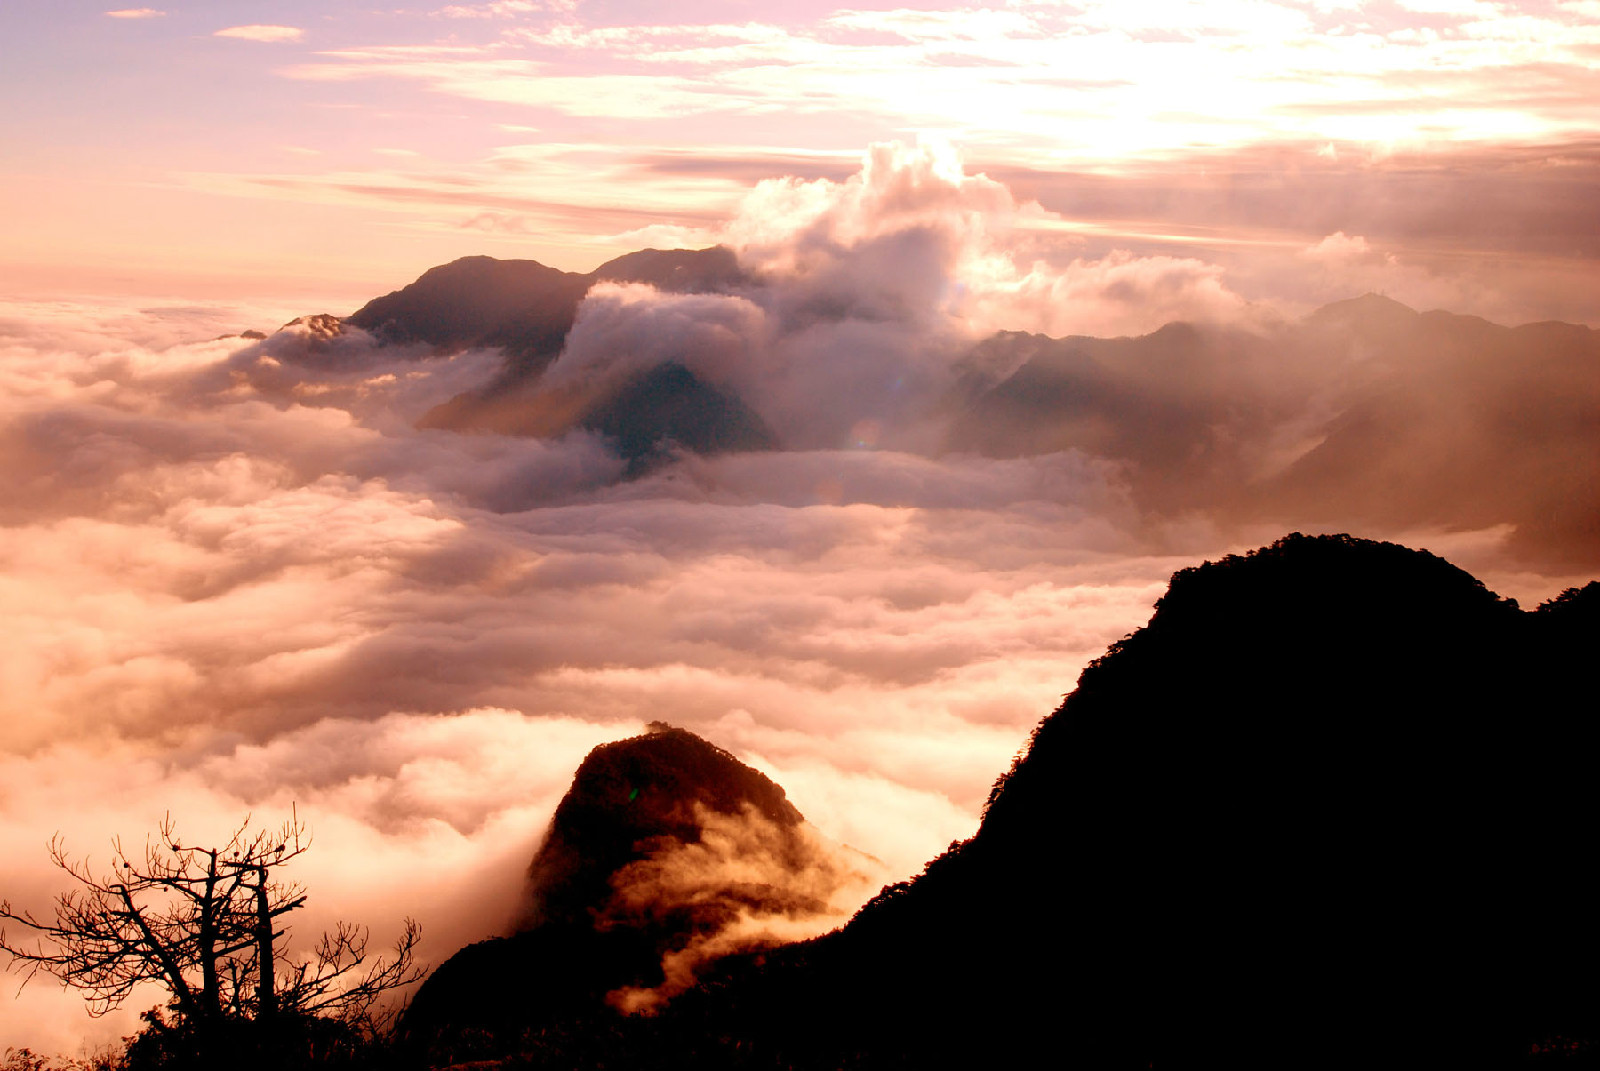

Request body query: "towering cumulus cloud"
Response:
[546, 142, 1257, 454]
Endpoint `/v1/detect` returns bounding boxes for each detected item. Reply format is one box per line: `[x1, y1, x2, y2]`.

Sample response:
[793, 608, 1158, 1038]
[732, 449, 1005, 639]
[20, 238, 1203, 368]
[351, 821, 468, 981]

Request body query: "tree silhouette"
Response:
[0, 811, 424, 1058]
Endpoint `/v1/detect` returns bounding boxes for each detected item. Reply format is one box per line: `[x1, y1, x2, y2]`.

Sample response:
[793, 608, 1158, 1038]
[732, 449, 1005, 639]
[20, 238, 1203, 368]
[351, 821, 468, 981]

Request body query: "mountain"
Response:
[949, 297, 1600, 566]
[396, 535, 1600, 1069]
[349, 255, 590, 372]
[575, 361, 775, 475]
[334, 249, 1599, 562]
[348, 246, 746, 379]
[649, 534, 1600, 1070]
[420, 359, 776, 475]
[400, 724, 873, 1060]
[349, 247, 769, 468]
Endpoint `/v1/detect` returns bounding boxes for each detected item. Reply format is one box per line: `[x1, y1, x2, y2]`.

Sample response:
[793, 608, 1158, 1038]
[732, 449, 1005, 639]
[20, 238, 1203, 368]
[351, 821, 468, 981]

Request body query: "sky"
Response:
[2, 0, 1599, 1056]
[3, 0, 1599, 314]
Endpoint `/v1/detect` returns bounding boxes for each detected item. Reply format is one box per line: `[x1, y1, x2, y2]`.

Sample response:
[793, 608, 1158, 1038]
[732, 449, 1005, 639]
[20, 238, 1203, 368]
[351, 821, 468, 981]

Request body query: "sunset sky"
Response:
[3, 0, 1598, 1056]
[4, 0, 1599, 314]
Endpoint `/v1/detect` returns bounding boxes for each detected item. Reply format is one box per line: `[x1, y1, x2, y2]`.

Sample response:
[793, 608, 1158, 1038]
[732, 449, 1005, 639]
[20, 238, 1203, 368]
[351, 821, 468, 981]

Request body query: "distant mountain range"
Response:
[346, 250, 773, 471]
[948, 293, 1600, 566]
[401, 534, 1599, 1069]
[254, 248, 1600, 566]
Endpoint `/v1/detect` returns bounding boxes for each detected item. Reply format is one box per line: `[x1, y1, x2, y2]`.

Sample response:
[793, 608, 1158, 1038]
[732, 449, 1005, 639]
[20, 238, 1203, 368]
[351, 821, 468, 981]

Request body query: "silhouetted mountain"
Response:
[617, 535, 1596, 1070]
[518, 724, 803, 931]
[401, 724, 866, 1061]
[348, 247, 746, 380]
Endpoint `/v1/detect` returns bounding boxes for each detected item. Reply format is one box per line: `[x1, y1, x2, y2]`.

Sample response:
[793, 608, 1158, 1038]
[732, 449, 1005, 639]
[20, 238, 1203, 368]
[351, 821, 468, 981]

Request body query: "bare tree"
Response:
[0, 811, 424, 1041]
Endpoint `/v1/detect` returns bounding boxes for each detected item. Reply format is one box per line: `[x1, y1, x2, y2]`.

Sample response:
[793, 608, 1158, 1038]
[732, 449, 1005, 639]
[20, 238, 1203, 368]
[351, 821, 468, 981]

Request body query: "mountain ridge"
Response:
[257, 249, 1600, 563]
[401, 533, 1600, 1069]
[401, 724, 874, 1056]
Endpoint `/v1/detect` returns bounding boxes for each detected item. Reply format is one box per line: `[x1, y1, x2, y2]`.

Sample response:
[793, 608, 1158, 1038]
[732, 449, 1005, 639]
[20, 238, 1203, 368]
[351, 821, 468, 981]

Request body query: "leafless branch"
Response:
[1, 809, 423, 1037]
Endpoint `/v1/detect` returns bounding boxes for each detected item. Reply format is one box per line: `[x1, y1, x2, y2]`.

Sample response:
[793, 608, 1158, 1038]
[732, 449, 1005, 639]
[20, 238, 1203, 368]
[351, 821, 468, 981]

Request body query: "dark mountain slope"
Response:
[421, 360, 776, 474]
[518, 724, 804, 932]
[636, 534, 1600, 1070]
[400, 725, 865, 1061]
[348, 255, 590, 372]
[353, 248, 771, 462]
[581, 362, 776, 475]
[348, 246, 748, 381]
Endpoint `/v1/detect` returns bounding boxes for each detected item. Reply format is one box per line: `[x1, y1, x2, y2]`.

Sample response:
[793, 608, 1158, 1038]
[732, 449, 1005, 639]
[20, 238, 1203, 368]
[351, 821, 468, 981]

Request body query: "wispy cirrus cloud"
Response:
[215, 24, 305, 43]
[105, 8, 165, 17]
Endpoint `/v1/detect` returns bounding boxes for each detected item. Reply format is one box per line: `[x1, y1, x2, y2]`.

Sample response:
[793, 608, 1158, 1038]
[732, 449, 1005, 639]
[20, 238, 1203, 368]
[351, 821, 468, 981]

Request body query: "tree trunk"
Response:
[255, 868, 276, 1022]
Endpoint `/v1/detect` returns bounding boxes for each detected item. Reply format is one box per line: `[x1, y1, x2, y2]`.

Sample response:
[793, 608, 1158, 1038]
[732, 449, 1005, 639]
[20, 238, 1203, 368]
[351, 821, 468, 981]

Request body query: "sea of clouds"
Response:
[0, 142, 1574, 1054]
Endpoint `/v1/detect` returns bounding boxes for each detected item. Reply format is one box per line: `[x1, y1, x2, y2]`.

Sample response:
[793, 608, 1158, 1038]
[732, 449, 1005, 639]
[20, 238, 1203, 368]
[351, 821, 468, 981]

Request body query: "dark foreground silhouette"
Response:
[401, 726, 868, 1062]
[402, 534, 1599, 1070]
[25, 534, 1591, 1070]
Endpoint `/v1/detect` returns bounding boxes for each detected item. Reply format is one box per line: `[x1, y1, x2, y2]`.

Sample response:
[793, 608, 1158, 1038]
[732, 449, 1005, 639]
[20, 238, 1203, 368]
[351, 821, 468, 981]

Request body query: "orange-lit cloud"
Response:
[602, 802, 888, 1014]
[284, 1, 1600, 157]
[12, 2, 1598, 310]
[215, 24, 305, 43]
[105, 8, 165, 18]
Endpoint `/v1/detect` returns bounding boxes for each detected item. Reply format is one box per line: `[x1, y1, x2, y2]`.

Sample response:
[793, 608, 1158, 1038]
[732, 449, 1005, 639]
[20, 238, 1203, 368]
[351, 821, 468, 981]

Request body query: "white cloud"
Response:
[1302, 231, 1374, 261]
[276, 0, 1600, 161]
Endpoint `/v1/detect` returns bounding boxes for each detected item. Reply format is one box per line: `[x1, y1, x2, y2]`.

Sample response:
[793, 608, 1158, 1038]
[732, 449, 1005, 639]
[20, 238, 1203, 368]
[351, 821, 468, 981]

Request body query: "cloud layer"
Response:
[0, 282, 1183, 1053]
[4, 141, 1595, 1054]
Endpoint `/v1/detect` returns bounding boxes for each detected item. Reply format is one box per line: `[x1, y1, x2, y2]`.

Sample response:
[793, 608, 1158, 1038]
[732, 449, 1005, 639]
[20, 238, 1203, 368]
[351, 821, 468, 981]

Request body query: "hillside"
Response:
[683, 534, 1600, 1069]
[413, 534, 1600, 1069]
[400, 725, 874, 1061]
[320, 252, 1600, 563]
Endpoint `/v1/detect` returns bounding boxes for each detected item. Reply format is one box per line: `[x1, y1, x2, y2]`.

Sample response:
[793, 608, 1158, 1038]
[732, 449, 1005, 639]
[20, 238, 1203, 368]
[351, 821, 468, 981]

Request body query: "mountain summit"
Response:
[402, 724, 877, 1055]
[661, 534, 1599, 1070]
[348, 247, 746, 376]
[445, 534, 1591, 1070]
